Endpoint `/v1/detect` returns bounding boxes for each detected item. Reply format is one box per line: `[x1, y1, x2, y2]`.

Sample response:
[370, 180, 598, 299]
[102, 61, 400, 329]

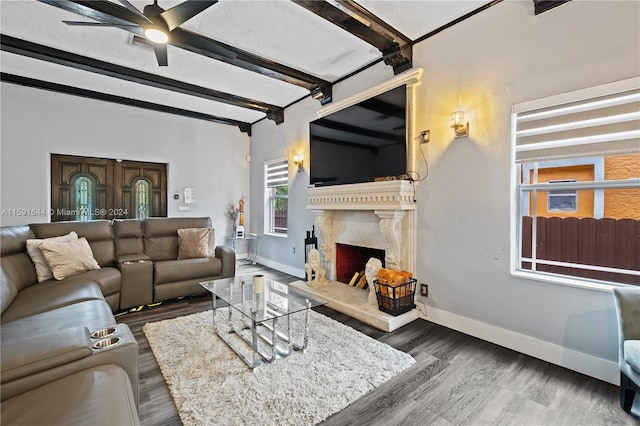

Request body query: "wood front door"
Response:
[51, 154, 167, 222]
[114, 160, 167, 219]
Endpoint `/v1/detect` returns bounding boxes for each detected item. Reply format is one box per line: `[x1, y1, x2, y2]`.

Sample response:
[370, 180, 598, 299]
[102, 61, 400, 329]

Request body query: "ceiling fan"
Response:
[62, 0, 232, 66]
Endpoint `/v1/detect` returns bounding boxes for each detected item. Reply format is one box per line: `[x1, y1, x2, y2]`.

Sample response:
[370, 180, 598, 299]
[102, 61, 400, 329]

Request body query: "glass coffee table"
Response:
[200, 276, 326, 368]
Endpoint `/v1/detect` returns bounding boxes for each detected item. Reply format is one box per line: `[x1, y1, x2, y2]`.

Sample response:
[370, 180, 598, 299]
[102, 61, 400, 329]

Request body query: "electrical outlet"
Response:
[420, 283, 428, 297]
[292, 247, 296, 254]
[419, 130, 430, 144]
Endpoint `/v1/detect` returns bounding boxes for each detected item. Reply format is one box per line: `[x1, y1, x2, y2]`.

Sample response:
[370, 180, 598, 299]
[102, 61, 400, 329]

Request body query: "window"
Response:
[547, 179, 577, 212]
[134, 179, 151, 219]
[512, 78, 640, 287]
[265, 159, 289, 235]
[74, 175, 94, 221]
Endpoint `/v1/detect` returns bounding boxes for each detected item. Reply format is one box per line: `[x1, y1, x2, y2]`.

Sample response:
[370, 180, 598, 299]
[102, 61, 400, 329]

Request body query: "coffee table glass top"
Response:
[200, 276, 326, 323]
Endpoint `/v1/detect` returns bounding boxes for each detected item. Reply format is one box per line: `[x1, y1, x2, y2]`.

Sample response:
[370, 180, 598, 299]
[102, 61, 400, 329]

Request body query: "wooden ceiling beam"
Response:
[37, 0, 333, 105]
[292, 0, 412, 75]
[533, 0, 571, 15]
[1, 34, 284, 124]
[0, 72, 253, 135]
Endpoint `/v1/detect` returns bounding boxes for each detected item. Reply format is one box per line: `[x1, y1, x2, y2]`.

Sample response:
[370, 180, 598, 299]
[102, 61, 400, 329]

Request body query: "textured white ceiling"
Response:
[1, 0, 494, 127]
[357, 1, 492, 40]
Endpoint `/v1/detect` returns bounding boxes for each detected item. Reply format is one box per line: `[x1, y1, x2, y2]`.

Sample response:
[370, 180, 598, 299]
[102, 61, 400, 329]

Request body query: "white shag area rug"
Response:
[143, 309, 415, 426]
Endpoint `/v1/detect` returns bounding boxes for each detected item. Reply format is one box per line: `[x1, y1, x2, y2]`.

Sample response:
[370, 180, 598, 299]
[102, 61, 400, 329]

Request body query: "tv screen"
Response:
[309, 85, 407, 186]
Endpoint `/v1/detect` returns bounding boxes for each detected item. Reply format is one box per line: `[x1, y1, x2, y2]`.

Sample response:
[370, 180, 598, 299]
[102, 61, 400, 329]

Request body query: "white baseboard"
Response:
[423, 306, 619, 385]
[255, 256, 305, 279]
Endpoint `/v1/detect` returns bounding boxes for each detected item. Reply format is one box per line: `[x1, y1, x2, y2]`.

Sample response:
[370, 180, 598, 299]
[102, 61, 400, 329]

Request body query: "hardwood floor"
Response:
[118, 264, 640, 425]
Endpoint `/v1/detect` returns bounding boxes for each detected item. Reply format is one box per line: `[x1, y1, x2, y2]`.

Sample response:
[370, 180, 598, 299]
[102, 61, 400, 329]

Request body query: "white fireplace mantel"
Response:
[307, 180, 417, 212]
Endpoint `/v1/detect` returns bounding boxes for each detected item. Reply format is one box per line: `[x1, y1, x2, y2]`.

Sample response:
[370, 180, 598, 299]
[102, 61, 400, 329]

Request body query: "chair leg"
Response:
[621, 373, 637, 412]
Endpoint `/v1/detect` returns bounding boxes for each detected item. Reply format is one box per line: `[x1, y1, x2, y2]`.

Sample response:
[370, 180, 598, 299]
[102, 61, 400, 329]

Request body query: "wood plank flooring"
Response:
[117, 264, 640, 425]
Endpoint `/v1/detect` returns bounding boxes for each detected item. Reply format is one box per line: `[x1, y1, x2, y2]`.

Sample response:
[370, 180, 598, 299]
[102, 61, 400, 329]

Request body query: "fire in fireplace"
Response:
[335, 243, 385, 288]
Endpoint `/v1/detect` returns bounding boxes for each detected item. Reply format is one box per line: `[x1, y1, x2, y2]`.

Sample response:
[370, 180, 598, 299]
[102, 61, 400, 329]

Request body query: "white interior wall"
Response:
[250, 0, 640, 383]
[0, 83, 250, 245]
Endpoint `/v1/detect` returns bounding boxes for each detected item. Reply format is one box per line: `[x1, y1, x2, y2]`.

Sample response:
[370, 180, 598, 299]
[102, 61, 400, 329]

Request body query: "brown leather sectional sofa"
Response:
[0, 217, 235, 425]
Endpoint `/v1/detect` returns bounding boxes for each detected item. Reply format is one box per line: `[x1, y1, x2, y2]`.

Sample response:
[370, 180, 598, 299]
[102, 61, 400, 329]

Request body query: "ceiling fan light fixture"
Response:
[144, 26, 168, 44]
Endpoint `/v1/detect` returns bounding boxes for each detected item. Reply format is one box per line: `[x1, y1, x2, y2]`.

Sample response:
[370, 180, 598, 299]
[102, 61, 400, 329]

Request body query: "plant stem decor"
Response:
[226, 203, 239, 225]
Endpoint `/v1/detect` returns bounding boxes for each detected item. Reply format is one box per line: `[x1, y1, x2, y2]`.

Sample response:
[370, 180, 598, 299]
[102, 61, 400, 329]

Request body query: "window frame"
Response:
[264, 158, 289, 237]
[510, 77, 640, 292]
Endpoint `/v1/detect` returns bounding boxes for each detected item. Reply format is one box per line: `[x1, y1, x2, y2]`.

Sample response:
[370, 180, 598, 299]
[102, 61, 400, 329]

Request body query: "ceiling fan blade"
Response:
[63, 21, 139, 28]
[116, 0, 151, 23]
[161, 1, 218, 31]
[153, 43, 168, 66]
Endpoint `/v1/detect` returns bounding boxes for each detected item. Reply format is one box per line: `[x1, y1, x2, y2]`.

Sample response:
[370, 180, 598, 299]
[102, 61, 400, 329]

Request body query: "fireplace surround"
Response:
[307, 179, 417, 278]
[291, 179, 420, 331]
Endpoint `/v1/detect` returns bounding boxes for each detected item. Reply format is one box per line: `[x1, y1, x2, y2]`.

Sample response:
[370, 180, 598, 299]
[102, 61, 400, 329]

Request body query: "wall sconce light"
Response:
[293, 153, 304, 172]
[450, 111, 469, 138]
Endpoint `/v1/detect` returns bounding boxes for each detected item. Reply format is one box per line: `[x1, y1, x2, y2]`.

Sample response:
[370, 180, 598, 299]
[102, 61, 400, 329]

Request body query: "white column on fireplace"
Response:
[310, 209, 334, 279]
[375, 210, 406, 271]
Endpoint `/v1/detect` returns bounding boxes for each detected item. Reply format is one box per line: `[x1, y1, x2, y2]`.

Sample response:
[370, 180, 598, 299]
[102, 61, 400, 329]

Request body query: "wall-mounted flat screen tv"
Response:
[309, 85, 407, 186]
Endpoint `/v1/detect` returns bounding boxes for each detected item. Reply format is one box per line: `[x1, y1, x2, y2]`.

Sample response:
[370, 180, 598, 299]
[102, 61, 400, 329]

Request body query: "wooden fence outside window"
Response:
[521, 216, 640, 285]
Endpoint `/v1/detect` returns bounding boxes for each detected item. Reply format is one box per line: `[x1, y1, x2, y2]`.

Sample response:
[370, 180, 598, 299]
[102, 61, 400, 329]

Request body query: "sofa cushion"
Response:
[113, 219, 144, 257]
[0, 364, 140, 426]
[26, 231, 78, 282]
[30, 221, 115, 267]
[0, 280, 104, 324]
[0, 226, 34, 257]
[1, 300, 115, 344]
[177, 227, 213, 259]
[624, 340, 640, 374]
[1, 270, 18, 316]
[143, 217, 212, 261]
[38, 237, 101, 280]
[0, 226, 37, 294]
[58, 267, 121, 298]
[153, 257, 221, 285]
[1, 252, 39, 296]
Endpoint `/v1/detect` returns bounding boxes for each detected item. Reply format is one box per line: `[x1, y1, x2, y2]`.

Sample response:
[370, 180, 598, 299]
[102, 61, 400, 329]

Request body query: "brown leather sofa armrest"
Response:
[215, 245, 236, 278]
[1, 324, 139, 406]
[1, 327, 92, 384]
[117, 254, 153, 309]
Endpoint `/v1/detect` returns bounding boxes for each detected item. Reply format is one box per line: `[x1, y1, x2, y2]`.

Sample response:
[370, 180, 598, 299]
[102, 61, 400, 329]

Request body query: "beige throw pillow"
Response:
[38, 237, 100, 280]
[26, 231, 79, 282]
[177, 227, 214, 259]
